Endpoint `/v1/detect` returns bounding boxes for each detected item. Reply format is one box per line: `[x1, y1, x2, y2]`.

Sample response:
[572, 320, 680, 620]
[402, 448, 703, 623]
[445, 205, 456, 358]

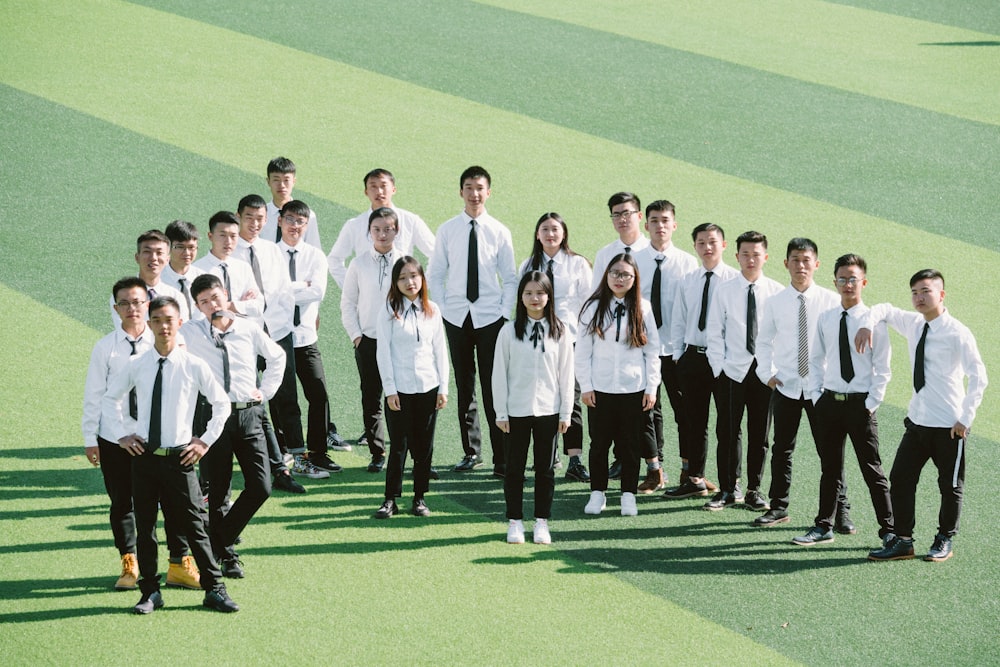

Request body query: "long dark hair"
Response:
[513, 271, 564, 342]
[580, 253, 647, 348]
[386, 256, 433, 318]
[527, 212, 582, 272]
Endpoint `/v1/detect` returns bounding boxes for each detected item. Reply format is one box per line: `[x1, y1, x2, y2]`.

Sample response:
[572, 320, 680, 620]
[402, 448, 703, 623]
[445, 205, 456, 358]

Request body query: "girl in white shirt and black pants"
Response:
[374, 257, 450, 519]
[493, 271, 574, 544]
[577, 253, 660, 517]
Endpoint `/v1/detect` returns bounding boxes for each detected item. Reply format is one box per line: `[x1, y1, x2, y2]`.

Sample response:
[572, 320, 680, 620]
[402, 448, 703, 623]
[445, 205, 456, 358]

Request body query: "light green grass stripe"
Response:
[476, 0, 1000, 125]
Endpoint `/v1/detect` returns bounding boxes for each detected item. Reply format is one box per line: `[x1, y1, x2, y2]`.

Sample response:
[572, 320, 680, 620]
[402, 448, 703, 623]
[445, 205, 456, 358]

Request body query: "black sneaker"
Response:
[273, 471, 306, 494]
[663, 478, 708, 499]
[357, 433, 369, 448]
[792, 526, 835, 546]
[132, 590, 164, 614]
[453, 455, 482, 472]
[835, 510, 857, 535]
[925, 534, 953, 562]
[743, 490, 770, 511]
[220, 556, 244, 578]
[868, 536, 915, 561]
[326, 430, 351, 451]
[752, 509, 790, 527]
[374, 499, 398, 519]
[309, 452, 343, 473]
[203, 585, 239, 613]
[412, 498, 431, 517]
[565, 461, 590, 483]
[608, 460, 622, 480]
[367, 455, 385, 473]
[703, 491, 737, 511]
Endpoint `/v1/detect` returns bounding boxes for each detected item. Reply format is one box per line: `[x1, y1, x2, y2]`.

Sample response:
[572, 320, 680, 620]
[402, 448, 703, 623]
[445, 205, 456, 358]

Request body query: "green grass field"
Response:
[1, 1, 997, 664]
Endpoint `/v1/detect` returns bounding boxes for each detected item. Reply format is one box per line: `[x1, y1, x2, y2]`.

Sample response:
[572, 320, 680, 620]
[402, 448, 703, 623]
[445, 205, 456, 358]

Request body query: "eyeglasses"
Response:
[115, 299, 149, 310]
[281, 217, 309, 227]
[609, 271, 635, 281]
[609, 210, 638, 221]
[835, 277, 861, 287]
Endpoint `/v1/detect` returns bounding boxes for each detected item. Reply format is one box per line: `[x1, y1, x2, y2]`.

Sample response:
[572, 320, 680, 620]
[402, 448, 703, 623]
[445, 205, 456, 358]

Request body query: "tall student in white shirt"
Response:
[327, 168, 436, 289]
[161, 220, 204, 322]
[705, 231, 783, 511]
[518, 212, 593, 483]
[752, 238, 851, 529]
[261, 156, 322, 250]
[341, 207, 405, 472]
[494, 271, 574, 544]
[109, 230, 184, 328]
[663, 223, 737, 499]
[862, 269, 987, 562]
[374, 258, 449, 519]
[633, 200, 698, 493]
[577, 253, 660, 517]
[428, 166, 517, 476]
[793, 254, 894, 547]
[102, 296, 238, 614]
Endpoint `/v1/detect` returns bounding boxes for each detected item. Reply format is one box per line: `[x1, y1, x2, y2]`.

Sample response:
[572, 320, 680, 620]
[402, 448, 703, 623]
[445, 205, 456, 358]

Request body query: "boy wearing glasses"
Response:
[591, 192, 649, 290]
[792, 254, 895, 546]
[161, 220, 204, 321]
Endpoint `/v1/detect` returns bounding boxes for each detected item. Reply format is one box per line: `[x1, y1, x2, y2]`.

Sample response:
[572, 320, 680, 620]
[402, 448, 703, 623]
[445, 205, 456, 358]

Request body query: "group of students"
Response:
[82, 158, 988, 614]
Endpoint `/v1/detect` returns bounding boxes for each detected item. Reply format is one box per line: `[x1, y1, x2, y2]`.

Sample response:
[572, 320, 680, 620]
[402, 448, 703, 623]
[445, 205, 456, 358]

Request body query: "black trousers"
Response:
[676, 350, 724, 479]
[131, 450, 221, 594]
[202, 404, 271, 559]
[354, 335, 385, 457]
[814, 394, 893, 536]
[890, 418, 965, 538]
[383, 388, 439, 500]
[504, 414, 559, 519]
[295, 342, 331, 456]
[588, 391, 645, 494]
[443, 315, 505, 464]
[715, 361, 773, 493]
[264, 333, 305, 454]
[98, 437, 188, 558]
[561, 378, 584, 454]
[651, 356, 689, 463]
[768, 391, 849, 513]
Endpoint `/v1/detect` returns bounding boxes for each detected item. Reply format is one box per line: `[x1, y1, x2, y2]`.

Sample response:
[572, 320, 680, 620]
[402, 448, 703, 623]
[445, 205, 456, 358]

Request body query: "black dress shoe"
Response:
[925, 533, 953, 562]
[565, 461, 590, 482]
[203, 586, 239, 613]
[663, 477, 709, 499]
[703, 491, 737, 511]
[412, 498, 431, 517]
[221, 556, 244, 579]
[273, 472, 306, 494]
[374, 499, 398, 519]
[367, 455, 385, 473]
[752, 509, 790, 527]
[132, 590, 164, 614]
[608, 460, 622, 480]
[743, 490, 770, 511]
[453, 455, 482, 472]
[835, 510, 857, 535]
[868, 536, 914, 561]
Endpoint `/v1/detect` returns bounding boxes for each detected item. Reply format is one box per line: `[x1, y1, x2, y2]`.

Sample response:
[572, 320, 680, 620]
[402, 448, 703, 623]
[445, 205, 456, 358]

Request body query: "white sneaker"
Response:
[584, 490, 606, 515]
[292, 455, 330, 479]
[621, 491, 638, 516]
[507, 519, 525, 544]
[533, 518, 551, 544]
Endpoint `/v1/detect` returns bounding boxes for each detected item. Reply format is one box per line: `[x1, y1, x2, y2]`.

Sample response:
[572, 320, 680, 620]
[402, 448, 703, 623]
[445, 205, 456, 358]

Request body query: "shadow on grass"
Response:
[0, 576, 115, 601]
[0, 606, 126, 624]
[244, 531, 499, 556]
[920, 41, 1000, 47]
[0, 539, 110, 555]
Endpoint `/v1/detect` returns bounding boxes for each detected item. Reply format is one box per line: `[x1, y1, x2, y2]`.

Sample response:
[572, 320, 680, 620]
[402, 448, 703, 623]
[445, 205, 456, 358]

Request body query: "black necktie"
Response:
[275, 222, 282, 243]
[405, 303, 421, 341]
[248, 245, 265, 301]
[378, 253, 390, 290]
[797, 294, 809, 377]
[697, 271, 713, 331]
[467, 220, 479, 303]
[546, 258, 555, 293]
[746, 283, 757, 354]
[914, 322, 929, 392]
[614, 302, 626, 342]
[624, 246, 632, 255]
[127, 339, 139, 420]
[147, 358, 165, 451]
[529, 321, 545, 351]
[177, 277, 192, 318]
[839, 310, 855, 383]
[219, 262, 232, 301]
[146, 287, 157, 300]
[288, 250, 301, 327]
[651, 257, 664, 329]
[214, 329, 231, 393]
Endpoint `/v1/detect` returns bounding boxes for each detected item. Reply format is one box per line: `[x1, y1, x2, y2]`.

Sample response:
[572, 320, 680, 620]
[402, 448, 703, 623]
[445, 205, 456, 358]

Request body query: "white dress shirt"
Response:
[232, 237, 296, 341]
[327, 206, 436, 288]
[341, 246, 405, 341]
[518, 250, 593, 343]
[376, 299, 450, 396]
[278, 240, 328, 348]
[109, 280, 183, 328]
[706, 273, 784, 382]
[102, 346, 231, 448]
[263, 201, 322, 251]
[633, 243, 698, 357]
[83, 326, 154, 447]
[591, 236, 651, 291]
[192, 253, 265, 320]
[575, 299, 661, 394]
[866, 305, 987, 428]
[181, 316, 286, 403]
[492, 319, 574, 421]
[427, 210, 517, 328]
[807, 302, 891, 412]
[670, 262, 739, 356]
[755, 283, 840, 400]
[161, 263, 205, 322]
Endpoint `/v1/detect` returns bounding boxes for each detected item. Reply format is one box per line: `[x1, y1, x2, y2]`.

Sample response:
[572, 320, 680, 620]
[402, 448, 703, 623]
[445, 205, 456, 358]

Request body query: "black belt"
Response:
[148, 446, 185, 457]
[823, 389, 868, 403]
[232, 400, 262, 410]
[686, 345, 707, 354]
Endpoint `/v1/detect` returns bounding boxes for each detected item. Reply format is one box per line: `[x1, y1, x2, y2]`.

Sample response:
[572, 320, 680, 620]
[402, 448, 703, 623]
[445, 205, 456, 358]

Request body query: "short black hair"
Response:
[148, 296, 181, 317]
[165, 220, 199, 243]
[834, 253, 867, 275]
[691, 222, 725, 241]
[735, 230, 767, 251]
[208, 211, 239, 232]
[112, 276, 147, 298]
[267, 156, 296, 176]
[191, 273, 224, 300]
[280, 199, 311, 219]
[364, 168, 395, 186]
[237, 194, 267, 214]
[460, 165, 491, 188]
[910, 268, 944, 288]
[786, 237, 818, 258]
[607, 192, 640, 213]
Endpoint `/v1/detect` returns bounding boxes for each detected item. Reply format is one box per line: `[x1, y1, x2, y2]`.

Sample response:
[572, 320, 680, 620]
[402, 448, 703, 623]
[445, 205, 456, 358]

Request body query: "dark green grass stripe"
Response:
[126, 0, 1000, 251]
[828, 0, 1000, 36]
[0, 84, 357, 331]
